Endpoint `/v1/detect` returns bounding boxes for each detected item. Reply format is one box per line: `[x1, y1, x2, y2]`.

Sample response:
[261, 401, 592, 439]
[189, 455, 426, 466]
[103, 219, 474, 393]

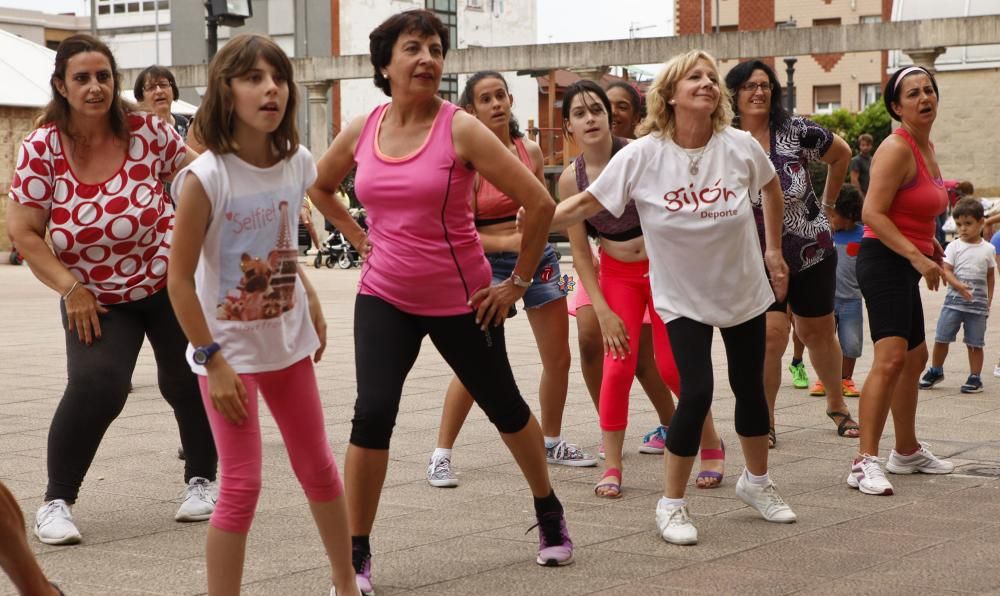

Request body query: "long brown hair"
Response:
[196, 33, 299, 160]
[39, 34, 132, 143]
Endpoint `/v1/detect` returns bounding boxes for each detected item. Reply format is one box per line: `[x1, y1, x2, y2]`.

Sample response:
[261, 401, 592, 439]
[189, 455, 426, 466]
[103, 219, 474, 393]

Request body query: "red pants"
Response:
[598, 252, 680, 431]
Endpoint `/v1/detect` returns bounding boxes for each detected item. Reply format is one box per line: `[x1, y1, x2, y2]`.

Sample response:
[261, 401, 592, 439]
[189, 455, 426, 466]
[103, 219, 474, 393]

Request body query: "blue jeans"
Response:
[934, 306, 987, 348]
[834, 297, 864, 359]
[486, 244, 567, 309]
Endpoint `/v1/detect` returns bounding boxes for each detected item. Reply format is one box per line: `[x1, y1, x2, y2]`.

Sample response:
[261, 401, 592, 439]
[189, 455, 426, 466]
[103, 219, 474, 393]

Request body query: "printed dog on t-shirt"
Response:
[217, 252, 286, 321]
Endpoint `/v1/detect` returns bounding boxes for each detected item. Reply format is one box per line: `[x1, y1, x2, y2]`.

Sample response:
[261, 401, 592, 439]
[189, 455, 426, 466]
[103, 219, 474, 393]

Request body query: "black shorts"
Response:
[767, 253, 837, 318]
[856, 238, 925, 350]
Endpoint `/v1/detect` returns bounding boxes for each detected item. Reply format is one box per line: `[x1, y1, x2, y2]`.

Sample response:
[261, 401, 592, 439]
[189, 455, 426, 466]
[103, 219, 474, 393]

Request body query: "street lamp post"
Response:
[783, 57, 798, 114]
[205, 0, 253, 59]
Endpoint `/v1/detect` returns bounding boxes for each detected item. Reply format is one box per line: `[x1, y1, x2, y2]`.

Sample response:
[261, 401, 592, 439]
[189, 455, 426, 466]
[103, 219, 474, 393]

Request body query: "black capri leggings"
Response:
[350, 294, 532, 449]
[47, 289, 217, 503]
[665, 314, 770, 457]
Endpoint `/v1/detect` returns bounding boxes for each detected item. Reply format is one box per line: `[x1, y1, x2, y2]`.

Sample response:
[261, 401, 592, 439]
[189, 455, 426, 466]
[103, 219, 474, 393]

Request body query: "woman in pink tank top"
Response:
[306, 11, 574, 593]
[427, 71, 597, 486]
[850, 66, 967, 497]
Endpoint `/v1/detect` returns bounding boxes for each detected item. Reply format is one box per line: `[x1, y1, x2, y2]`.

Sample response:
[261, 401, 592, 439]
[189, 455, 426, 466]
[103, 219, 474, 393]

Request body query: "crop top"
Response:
[574, 136, 642, 241]
[474, 136, 532, 227]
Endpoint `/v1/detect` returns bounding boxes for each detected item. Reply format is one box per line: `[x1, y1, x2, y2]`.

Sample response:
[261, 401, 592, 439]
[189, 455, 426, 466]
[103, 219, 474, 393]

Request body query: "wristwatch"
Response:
[192, 342, 221, 365]
[511, 273, 532, 288]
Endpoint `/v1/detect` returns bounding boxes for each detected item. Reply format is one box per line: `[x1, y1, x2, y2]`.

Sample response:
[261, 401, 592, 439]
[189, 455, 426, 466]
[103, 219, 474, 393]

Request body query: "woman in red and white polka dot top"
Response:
[7, 34, 218, 546]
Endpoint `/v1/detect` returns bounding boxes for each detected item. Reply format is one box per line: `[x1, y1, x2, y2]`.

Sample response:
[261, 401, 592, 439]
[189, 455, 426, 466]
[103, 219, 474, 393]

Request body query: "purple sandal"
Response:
[594, 467, 623, 499]
[696, 440, 725, 489]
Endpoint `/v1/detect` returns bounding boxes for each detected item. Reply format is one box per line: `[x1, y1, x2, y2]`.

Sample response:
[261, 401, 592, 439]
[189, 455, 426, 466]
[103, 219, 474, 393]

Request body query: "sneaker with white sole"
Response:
[847, 455, 894, 495]
[426, 456, 459, 488]
[886, 443, 955, 475]
[655, 502, 697, 545]
[353, 546, 374, 596]
[735, 471, 797, 523]
[175, 477, 217, 522]
[639, 425, 668, 454]
[531, 511, 574, 566]
[546, 440, 597, 467]
[35, 499, 82, 545]
[993, 365, 1000, 378]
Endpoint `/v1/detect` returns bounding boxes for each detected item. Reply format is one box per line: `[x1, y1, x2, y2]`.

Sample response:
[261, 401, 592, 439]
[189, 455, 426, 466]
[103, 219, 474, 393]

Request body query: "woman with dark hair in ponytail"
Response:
[425, 71, 594, 489]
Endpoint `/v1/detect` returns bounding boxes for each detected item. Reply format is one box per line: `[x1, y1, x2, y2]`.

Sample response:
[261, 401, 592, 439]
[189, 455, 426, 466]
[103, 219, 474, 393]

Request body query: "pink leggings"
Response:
[198, 357, 342, 534]
[599, 252, 680, 431]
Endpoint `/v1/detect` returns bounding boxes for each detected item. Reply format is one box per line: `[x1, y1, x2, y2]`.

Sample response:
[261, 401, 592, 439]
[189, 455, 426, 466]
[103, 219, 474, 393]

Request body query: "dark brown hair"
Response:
[40, 34, 131, 143]
[459, 71, 523, 139]
[369, 9, 449, 97]
[952, 197, 984, 221]
[134, 65, 179, 102]
[835, 183, 863, 223]
[196, 33, 299, 160]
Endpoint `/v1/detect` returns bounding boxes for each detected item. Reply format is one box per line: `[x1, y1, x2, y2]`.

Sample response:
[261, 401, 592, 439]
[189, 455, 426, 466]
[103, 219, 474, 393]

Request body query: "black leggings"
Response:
[665, 314, 770, 457]
[47, 289, 217, 503]
[350, 294, 532, 449]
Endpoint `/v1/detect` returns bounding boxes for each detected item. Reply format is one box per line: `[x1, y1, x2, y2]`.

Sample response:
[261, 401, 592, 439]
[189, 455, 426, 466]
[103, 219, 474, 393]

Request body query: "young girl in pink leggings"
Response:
[167, 34, 358, 596]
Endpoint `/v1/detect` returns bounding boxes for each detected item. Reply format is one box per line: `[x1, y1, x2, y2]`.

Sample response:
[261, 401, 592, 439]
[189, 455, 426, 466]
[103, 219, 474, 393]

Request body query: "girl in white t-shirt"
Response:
[166, 34, 359, 596]
[549, 50, 797, 546]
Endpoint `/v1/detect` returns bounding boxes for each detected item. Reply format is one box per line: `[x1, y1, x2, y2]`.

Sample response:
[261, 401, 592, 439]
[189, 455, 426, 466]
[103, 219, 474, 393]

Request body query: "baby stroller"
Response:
[313, 208, 366, 269]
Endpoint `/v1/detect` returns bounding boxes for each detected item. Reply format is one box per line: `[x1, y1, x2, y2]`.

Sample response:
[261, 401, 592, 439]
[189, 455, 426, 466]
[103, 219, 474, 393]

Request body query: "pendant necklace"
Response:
[685, 135, 713, 176]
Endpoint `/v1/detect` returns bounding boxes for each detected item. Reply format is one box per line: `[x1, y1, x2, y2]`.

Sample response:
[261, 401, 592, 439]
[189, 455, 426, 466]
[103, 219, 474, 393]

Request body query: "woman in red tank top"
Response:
[850, 66, 969, 497]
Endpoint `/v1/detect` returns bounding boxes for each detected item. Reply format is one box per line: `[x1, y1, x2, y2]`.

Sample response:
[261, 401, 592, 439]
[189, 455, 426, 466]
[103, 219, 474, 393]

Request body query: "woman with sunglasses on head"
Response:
[549, 50, 796, 544]
[847, 66, 963, 496]
[724, 60, 857, 447]
[560, 81, 725, 497]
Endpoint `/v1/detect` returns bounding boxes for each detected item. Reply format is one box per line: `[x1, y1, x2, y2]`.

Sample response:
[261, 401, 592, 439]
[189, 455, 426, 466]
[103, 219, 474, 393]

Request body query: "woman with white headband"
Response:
[848, 65, 963, 496]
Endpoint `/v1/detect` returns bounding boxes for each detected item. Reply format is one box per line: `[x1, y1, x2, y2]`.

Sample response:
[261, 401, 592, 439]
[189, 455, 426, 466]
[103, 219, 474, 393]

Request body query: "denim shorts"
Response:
[934, 307, 987, 348]
[486, 244, 567, 309]
[834, 297, 864, 359]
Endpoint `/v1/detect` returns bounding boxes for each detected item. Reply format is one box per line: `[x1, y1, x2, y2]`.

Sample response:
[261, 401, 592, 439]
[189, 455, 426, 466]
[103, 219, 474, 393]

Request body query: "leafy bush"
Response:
[808, 101, 893, 196]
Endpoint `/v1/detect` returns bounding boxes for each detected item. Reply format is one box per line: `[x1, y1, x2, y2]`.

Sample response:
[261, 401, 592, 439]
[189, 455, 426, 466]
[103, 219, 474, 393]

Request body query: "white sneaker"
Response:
[426, 456, 459, 488]
[35, 499, 82, 545]
[847, 455, 894, 495]
[886, 443, 955, 475]
[655, 503, 697, 545]
[545, 440, 598, 467]
[994, 365, 1000, 378]
[175, 477, 217, 522]
[735, 471, 797, 523]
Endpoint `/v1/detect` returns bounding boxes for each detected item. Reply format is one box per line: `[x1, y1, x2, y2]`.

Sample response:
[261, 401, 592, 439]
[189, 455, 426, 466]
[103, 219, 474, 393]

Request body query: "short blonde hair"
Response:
[637, 50, 733, 139]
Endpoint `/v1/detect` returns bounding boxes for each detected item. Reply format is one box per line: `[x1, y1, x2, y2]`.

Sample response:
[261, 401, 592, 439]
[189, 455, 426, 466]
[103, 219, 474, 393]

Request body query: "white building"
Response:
[332, 0, 539, 131]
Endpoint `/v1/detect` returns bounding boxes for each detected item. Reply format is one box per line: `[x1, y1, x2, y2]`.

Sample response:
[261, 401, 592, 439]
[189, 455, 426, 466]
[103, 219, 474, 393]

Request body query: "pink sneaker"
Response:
[532, 511, 574, 567]
[639, 425, 668, 454]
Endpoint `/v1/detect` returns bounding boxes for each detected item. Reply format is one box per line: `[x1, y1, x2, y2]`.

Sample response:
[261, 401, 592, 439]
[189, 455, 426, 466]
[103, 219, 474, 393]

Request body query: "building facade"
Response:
[338, 0, 538, 135]
[676, 0, 887, 116]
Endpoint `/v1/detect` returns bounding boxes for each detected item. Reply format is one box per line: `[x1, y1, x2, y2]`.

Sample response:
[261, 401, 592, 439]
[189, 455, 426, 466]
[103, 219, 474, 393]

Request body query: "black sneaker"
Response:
[919, 368, 944, 389]
[961, 374, 984, 394]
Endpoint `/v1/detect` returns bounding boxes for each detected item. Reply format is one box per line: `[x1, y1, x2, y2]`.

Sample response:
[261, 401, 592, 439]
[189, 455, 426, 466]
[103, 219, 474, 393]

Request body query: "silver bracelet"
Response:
[61, 281, 80, 301]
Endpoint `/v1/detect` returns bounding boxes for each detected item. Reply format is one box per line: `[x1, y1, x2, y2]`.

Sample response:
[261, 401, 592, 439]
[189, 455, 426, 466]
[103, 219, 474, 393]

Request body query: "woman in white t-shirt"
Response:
[548, 50, 797, 545]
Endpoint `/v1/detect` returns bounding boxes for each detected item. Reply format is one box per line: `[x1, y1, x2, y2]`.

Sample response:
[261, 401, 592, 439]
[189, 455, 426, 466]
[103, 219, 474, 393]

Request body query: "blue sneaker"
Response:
[961, 374, 984, 394]
[919, 367, 944, 389]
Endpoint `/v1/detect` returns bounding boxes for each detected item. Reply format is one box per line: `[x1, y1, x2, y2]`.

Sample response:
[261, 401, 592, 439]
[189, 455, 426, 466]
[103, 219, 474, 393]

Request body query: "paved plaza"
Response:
[3, 255, 1000, 595]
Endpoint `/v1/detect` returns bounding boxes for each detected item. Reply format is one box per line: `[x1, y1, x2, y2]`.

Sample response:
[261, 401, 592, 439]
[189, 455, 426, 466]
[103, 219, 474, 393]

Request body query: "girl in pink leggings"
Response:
[167, 34, 358, 596]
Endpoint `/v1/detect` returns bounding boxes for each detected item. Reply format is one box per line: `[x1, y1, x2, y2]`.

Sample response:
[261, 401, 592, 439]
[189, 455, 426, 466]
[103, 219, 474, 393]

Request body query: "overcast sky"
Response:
[5, 0, 676, 43]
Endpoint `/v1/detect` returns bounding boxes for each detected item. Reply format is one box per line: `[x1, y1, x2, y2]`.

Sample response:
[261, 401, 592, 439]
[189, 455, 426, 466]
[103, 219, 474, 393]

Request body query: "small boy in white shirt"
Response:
[920, 198, 994, 393]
